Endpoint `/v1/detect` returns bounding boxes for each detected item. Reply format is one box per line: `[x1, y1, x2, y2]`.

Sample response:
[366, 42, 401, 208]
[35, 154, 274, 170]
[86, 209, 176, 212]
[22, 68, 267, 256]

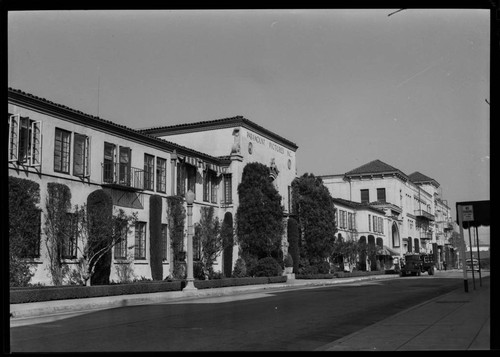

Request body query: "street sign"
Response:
[462, 205, 474, 222]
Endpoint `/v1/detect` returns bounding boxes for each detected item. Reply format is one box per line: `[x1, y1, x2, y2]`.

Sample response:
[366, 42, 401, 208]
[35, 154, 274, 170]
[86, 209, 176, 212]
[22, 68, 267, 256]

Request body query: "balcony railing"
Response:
[414, 209, 435, 221]
[101, 162, 144, 191]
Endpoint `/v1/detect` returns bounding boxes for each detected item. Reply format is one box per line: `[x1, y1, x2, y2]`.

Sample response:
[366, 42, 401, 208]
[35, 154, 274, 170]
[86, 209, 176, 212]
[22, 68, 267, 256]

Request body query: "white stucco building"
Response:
[321, 159, 454, 268]
[8, 88, 298, 285]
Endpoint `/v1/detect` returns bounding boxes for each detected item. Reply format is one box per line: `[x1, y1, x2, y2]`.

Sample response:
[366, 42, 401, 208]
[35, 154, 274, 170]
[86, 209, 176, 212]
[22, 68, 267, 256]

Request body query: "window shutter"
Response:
[84, 136, 91, 177]
[73, 134, 85, 176]
[8, 114, 20, 162]
[30, 120, 42, 167]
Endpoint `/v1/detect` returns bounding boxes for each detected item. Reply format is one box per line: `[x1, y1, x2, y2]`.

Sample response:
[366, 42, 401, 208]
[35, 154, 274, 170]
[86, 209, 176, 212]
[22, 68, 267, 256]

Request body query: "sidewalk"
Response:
[316, 270, 491, 351]
[10, 270, 491, 350]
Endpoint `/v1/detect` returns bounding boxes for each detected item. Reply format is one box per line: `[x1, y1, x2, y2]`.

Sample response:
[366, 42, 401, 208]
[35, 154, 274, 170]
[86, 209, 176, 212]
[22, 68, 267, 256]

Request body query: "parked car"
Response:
[466, 258, 480, 272]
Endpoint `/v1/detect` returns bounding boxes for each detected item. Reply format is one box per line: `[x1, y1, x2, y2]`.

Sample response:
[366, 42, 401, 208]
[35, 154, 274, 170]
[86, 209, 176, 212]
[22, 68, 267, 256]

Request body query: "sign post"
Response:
[457, 205, 469, 293]
[462, 205, 476, 290]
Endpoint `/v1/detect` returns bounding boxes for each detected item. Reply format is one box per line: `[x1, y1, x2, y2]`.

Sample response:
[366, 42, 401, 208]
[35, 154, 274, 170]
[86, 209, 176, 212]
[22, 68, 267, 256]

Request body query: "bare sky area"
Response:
[8, 9, 490, 243]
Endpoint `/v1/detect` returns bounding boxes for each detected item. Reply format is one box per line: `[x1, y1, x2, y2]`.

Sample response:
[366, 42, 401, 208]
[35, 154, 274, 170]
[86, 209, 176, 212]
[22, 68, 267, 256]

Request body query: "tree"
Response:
[236, 162, 284, 260]
[331, 238, 359, 272]
[193, 206, 223, 279]
[73, 203, 136, 286]
[291, 173, 337, 265]
[9, 177, 41, 286]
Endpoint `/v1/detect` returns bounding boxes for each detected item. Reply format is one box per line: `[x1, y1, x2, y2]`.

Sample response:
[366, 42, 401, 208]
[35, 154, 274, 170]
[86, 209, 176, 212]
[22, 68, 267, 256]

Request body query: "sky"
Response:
[8, 9, 490, 244]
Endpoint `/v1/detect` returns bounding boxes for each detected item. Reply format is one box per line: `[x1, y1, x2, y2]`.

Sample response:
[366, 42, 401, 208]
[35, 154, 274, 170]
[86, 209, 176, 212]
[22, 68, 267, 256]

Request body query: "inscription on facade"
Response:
[247, 130, 294, 157]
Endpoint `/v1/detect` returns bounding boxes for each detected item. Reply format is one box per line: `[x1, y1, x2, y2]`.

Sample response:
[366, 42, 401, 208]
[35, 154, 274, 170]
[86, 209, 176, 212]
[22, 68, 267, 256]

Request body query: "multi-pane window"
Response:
[54, 128, 71, 173]
[373, 216, 377, 233]
[62, 213, 78, 259]
[210, 173, 218, 203]
[134, 222, 146, 260]
[144, 154, 155, 191]
[114, 220, 128, 260]
[161, 224, 168, 261]
[8, 114, 42, 167]
[288, 186, 293, 213]
[223, 174, 232, 204]
[203, 170, 217, 203]
[103, 142, 116, 183]
[119, 146, 131, 186]
[73, 134, 90, 178]
[360, 189, 369, 203]
[348, 212, 354, 230]
[377, 188, 386, 202]
[368, 214, 371, 231]
[156, 158, 167, 193]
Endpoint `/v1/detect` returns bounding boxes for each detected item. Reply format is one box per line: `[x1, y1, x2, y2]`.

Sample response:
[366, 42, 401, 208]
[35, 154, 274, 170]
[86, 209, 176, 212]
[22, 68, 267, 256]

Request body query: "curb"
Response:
[10, 274, 399, 320]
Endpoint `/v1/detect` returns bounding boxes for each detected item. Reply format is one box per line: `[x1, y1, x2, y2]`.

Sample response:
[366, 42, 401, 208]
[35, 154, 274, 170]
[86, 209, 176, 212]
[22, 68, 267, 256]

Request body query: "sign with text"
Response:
[462, 205, 474, 222]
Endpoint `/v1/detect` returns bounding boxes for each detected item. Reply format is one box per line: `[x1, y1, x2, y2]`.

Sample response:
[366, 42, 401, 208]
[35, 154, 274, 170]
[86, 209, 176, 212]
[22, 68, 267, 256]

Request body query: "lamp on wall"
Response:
[183, 189, 197, 291]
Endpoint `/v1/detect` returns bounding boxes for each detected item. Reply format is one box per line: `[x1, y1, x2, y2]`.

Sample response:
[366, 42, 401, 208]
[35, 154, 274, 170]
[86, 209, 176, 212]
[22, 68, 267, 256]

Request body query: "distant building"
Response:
[320, 159, 455, 269]
[8, 88, 298, 285]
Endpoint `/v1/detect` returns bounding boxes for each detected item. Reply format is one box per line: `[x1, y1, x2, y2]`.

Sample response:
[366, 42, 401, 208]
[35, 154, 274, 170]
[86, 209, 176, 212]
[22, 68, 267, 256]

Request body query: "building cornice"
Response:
[138, 116, 299, 151]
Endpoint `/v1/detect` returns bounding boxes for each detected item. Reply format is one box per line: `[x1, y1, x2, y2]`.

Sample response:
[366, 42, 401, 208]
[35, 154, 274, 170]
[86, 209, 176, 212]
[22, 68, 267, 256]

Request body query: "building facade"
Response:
[321, 159, 454, 269]
[8, 88, 298, 285]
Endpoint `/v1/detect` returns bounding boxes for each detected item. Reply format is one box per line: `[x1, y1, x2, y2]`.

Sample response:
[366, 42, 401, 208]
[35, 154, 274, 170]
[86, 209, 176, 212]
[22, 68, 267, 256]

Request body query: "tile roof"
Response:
[138, 116, 298, 150]
[332, 197, 386, 214]
[7, 87, 222, 163]
[408, 171, 436, 184]
[345, 159, 407, 177]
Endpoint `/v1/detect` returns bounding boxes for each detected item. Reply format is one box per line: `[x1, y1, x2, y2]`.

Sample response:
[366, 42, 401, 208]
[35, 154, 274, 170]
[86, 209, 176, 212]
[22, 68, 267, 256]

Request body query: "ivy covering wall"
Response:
[287, 217, 300, 274]
[8, 176, 41, 286]
[149, 195, 163, 280]
[166, 196, 186, 278]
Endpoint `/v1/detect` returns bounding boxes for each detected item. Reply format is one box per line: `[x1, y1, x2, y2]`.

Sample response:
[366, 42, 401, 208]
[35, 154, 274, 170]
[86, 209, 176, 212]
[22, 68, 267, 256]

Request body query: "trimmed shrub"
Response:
[284, 253, 294, 268]
[194, 261, 206, 280]
[149, 195, 163, 280]
[232, 257, 247, 278]
[87, 190, 113, 285]
[253, 257, 282, 277]
[287, 217, 300, 273]
[222, 212, 234, 277]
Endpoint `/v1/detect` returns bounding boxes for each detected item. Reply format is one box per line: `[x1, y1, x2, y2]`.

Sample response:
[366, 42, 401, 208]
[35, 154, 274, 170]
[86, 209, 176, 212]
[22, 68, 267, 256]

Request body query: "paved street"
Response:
[11, 275, 470, 352]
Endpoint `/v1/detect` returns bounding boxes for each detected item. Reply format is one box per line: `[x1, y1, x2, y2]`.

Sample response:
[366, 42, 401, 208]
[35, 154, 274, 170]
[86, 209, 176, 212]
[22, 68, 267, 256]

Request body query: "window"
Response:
[211, 173, 218, 203]
[380, 217, 384, 234]
[144, 154, 155, 191]
[73, 134, 90, 177]
[8, 114, 42, 167]
[62, 213, 78, 259]
[119, 146, 131, 186]
[156, 158, 167, 193]
[177, 162, 186, 196]
[114, 220, 128, 260]
[223, 174, 232, 204]
[134, 222, 146, 259]
[187, 164, 196, 194]
[368, 214, 371, 231]
[161, 224, 168, 261]
[203, 170, 217, 203]
[348, 212, 354, 230]
[54, 128, 71, 173]
[288, 186, 293, 213]
[377, 188, 386, 202]
[361, 189, 369, 203]
[103, 142, 116, 183]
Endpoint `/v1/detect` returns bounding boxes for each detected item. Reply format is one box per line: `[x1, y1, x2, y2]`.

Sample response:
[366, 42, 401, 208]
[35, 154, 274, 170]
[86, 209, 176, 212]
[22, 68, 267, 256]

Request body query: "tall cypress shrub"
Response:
[287, 217, 300, 273]
[88, 190, 113, 285]
[222, 212, 234, 277]
[149, 195, 163, 280]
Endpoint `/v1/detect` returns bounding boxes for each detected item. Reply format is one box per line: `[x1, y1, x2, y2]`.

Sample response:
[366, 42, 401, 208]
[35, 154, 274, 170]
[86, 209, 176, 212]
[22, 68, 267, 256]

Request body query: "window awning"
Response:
[379, 245, 400, 257]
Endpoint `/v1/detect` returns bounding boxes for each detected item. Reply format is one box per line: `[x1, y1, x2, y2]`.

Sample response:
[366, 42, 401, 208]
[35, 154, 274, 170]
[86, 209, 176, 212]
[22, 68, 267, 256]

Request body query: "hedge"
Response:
[296, 270, 386, 280]
[10, 276, 288, 304]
